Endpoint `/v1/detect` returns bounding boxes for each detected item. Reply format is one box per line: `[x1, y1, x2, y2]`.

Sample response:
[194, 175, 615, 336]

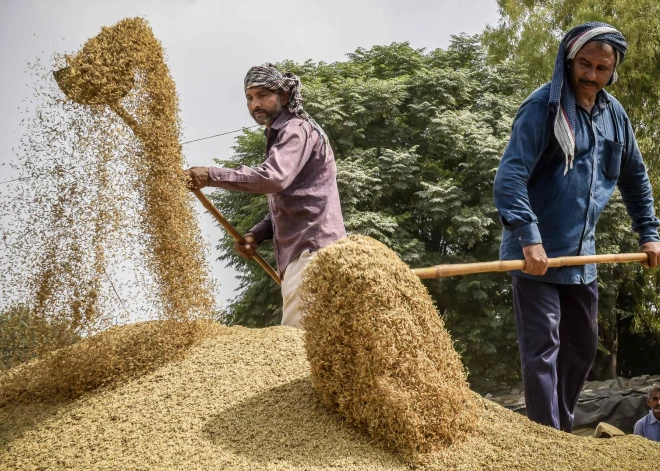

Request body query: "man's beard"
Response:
[252, 100, 283, 126]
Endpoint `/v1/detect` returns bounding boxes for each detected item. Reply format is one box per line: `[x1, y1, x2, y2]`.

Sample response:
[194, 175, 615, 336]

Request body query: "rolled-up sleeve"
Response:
[208, 123, 314, 194]
[493, 98, 550, 247]
[249, 213, 273, 244]
[617, 115, 660, 245]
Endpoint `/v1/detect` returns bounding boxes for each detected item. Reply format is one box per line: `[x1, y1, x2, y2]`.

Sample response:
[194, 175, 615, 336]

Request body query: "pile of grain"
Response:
[1, 324, 658, 471]
[0, 18, 216, 392]
[0, 320, 224, 405]
[300, 235, 478, 456]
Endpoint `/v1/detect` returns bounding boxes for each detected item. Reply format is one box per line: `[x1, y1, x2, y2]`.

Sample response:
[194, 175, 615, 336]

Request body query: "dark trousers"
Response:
[512, 275, 599, 432]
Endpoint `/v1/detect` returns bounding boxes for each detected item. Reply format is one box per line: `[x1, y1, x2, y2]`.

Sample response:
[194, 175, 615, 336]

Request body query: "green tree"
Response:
[212, 36, 527, 389]
[485, 0, 660, 379]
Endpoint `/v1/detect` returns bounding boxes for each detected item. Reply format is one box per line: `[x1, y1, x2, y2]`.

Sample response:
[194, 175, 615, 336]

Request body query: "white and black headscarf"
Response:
[549, 22, 627, 174]
[244, 63, 309, 119]
[244, 63, 328, 147]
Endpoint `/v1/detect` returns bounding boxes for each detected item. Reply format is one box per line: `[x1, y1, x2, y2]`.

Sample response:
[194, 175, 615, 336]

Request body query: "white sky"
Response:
[0, 0, 500, 307]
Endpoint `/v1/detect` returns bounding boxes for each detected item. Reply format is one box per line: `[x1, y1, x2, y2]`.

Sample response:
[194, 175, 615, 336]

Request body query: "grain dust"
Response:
[0, 17, 217, 395]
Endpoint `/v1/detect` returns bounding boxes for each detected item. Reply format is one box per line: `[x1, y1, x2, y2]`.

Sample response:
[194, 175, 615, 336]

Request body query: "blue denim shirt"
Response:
[494, 83, 660, 284]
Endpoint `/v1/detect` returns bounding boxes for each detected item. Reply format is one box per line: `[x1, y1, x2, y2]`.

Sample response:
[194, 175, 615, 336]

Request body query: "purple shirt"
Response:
[208, 109, 346, 274]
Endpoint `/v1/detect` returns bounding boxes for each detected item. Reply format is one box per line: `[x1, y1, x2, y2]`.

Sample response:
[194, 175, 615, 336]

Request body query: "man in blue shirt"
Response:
[634, 385, 660, 441]
[493, 22, 660, 432]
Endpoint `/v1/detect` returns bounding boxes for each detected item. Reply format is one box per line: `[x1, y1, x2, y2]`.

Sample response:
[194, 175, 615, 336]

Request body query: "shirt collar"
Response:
[271, 109, 293, 131]
[577, 90, 610, 116]
[596, 89, 611, 110]
[650, 411, 659, 424]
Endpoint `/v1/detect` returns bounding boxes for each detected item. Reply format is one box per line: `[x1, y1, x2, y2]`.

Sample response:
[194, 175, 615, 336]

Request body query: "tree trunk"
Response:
[591, 313, 619, 380]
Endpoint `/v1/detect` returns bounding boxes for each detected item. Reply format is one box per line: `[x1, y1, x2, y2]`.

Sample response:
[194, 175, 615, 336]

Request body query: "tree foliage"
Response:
[212, 36, 526, 388]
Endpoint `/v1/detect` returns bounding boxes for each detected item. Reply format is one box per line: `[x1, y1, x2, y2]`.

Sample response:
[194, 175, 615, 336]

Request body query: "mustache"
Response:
[579, 79, 598, 87]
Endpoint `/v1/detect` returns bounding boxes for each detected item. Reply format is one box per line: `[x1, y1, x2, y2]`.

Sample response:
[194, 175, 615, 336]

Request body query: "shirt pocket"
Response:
[601, 137, 624, 180]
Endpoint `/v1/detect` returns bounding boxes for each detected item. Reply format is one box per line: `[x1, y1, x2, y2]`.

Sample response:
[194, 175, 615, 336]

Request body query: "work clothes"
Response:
[494, 84, 660, 285]
[281, 249, 315, 329]
[547, 22, 628, 172]
[513, 275, 598, 432]
[634, 411, 660, 442]
[209, 109, 346, 274]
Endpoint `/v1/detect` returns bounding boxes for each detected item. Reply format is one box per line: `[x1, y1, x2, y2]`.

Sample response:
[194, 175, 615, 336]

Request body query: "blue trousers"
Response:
[512, 275, 599, 432]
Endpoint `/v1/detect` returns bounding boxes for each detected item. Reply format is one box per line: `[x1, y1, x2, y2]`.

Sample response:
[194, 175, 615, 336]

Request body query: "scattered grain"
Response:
[1, 326, 659, 470]
[0, 17, 216, 397]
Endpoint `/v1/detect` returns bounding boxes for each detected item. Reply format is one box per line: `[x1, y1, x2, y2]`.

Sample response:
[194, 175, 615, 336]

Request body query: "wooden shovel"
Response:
[192, 190, 281, 286]
[53, 67, 282, 287]
[412, 253, 649, 279]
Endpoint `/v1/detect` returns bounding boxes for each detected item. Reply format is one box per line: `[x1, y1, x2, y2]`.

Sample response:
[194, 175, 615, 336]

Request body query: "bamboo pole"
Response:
[412, 253, 649, 279]
[192, 190, 281, 286]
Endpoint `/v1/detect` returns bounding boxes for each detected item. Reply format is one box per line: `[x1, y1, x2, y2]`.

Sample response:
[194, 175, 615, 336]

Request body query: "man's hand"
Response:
[640, 241, 660, 268]
[184, 167, 210, 190]
[522, 243, 548, 276]
[234, 232, 257, 260]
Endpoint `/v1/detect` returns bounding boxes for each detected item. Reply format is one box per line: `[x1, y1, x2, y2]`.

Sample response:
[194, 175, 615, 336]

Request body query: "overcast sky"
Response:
[0, 0, 500, 307]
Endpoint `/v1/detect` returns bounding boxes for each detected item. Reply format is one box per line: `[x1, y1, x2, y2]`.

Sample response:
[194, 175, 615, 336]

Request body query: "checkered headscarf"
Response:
[244, 63, 328, 151]
[549, 22, 627, 174]
[244, 63, 308, 119]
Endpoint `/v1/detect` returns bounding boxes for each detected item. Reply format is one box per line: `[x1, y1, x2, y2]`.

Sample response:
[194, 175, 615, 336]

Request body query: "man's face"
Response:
[568, 41, 616, 100]
[648, 390, 660, 420]
[245, 87, 288, 126]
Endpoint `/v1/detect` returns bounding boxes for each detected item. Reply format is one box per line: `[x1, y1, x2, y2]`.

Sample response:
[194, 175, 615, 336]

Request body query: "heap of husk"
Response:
[299, 235, 479, 456]
[0, 18, 217, 397]
[2, 325, 660, 471]
[0, 320, 224, 405]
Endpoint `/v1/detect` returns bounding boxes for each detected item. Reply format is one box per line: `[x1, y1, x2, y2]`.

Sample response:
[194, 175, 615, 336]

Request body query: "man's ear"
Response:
[280, 90, 290, 106]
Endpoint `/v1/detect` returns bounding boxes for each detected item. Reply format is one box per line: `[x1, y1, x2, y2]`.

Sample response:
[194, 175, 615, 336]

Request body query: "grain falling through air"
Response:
[0, 17, 217, 396]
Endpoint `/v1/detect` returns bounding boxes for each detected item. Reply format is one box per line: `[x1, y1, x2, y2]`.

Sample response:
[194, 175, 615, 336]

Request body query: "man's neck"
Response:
[266, 110, 285, 130]
[576, 92, 598, 114]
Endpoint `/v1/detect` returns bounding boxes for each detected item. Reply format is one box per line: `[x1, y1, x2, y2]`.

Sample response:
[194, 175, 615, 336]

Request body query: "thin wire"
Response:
[0, 124, 261, 187]
[0, 176, 35, 185]
[103, 265, 131, 319]
[180, 125, 259, 145]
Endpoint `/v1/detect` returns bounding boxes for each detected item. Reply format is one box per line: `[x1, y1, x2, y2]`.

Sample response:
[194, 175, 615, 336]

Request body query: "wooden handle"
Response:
[412, 253, 649, 279]
[101, 104, 282, 285]
[192, 190, 281, 286]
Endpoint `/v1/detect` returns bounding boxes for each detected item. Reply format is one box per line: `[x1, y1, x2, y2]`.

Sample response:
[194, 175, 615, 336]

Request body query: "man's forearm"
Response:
[249, 214, 273, 244]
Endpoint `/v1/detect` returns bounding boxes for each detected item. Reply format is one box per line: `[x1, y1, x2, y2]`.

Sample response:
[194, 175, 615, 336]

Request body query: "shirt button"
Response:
[518, 237, 523, 241]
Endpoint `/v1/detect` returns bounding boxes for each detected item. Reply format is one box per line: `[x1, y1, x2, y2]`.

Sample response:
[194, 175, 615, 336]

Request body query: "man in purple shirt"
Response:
[185, 64, 346, 328]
